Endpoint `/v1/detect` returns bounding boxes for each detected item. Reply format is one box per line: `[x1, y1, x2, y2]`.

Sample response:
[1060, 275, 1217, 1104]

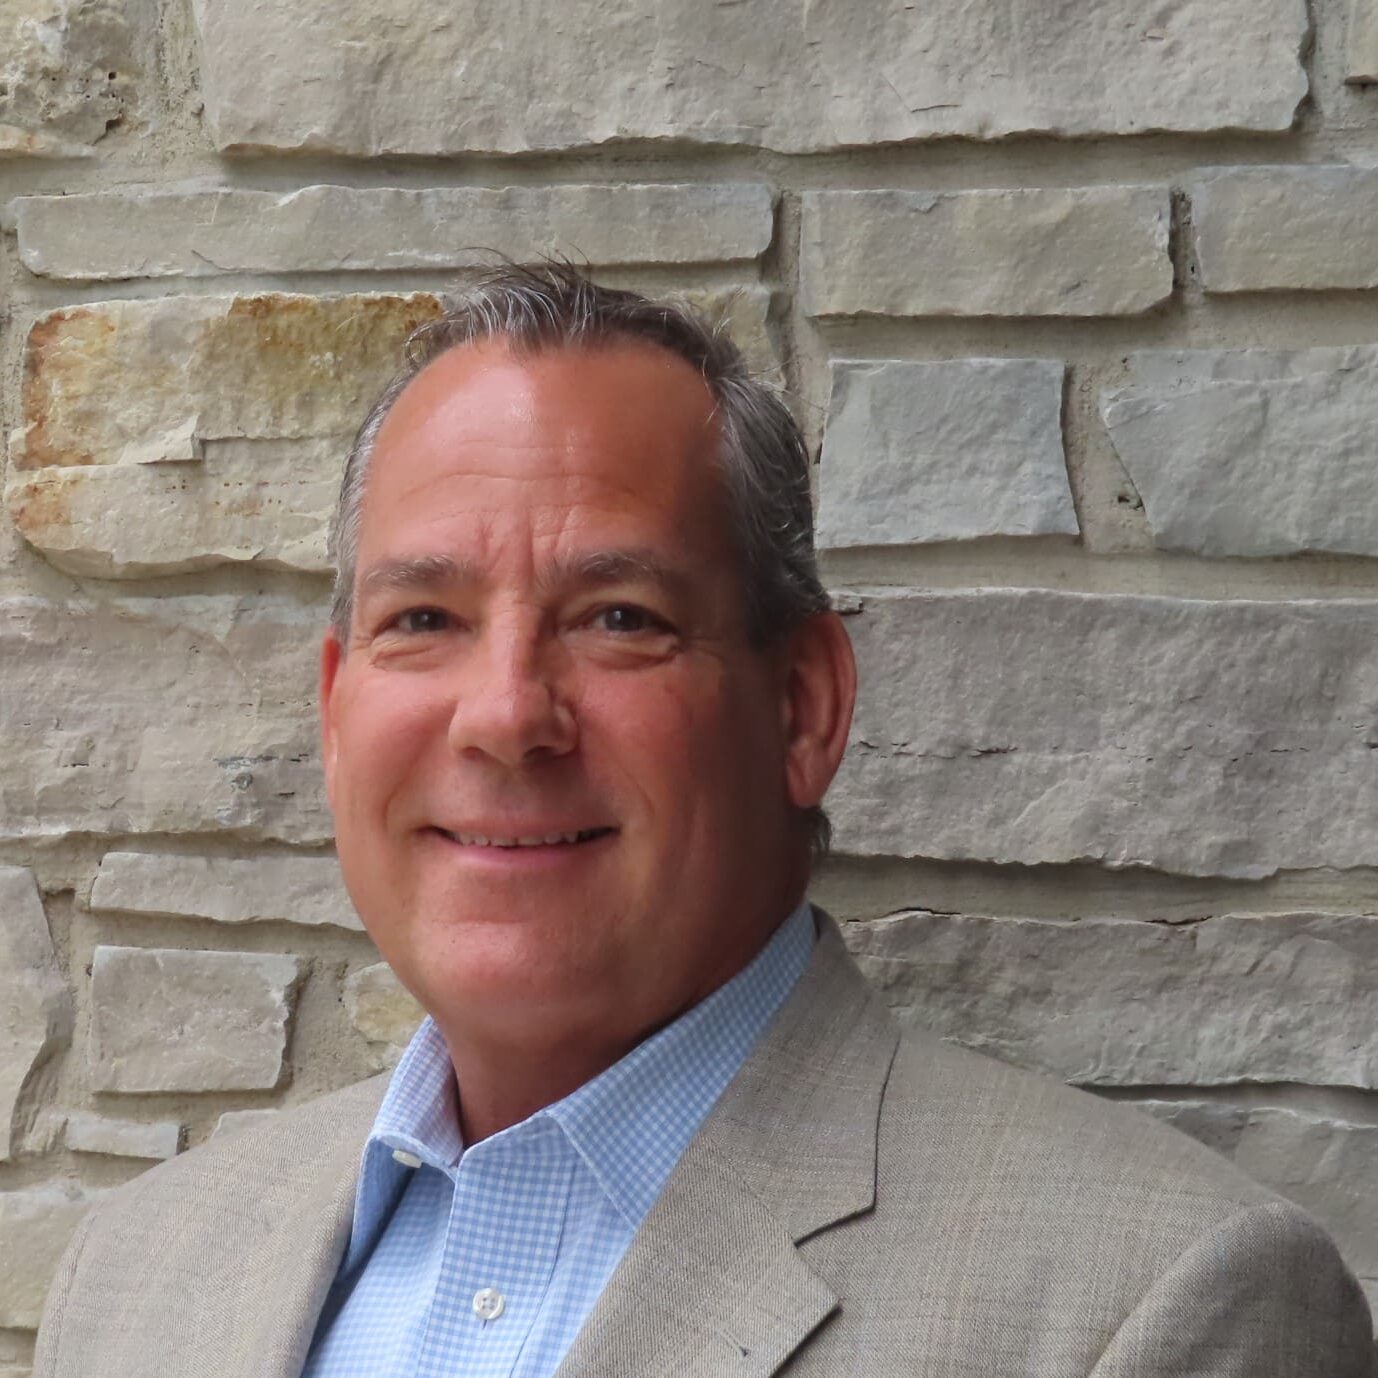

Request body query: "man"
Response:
[34, 264, 1371, 1376]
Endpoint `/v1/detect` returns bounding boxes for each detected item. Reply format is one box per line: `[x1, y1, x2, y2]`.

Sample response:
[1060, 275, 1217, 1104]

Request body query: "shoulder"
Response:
[86, 1073, 389, 1228]
[880, 1026, 1271, 1216]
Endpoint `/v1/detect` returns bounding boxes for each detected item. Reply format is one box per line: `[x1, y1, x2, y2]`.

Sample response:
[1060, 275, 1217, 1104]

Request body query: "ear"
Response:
[318, 630, 345, 800]
[779, 611, 857, 812]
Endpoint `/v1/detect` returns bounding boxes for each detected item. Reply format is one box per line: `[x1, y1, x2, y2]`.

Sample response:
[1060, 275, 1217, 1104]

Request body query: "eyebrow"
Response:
[356, 548, 693, 602]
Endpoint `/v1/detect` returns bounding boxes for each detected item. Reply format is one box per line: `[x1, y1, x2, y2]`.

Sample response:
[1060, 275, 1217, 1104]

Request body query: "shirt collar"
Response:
[349, 901, 816, 1256]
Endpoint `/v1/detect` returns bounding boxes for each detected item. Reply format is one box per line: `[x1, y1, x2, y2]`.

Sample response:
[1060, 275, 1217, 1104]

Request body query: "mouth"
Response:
[429, 826, 617, 850]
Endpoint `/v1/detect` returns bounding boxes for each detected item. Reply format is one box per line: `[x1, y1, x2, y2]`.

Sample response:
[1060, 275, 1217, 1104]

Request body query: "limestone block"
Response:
[90, 852, 360, 931]
[344, 962, 424, 1071]
[14, 183, 775, 279]
[802, 187, 1171, 319]
[0, 596, 326, 844]
[846, 910, 1378, 1087]
[89, 947, 303, 1093]
[1193, 167, 1378, 291]
[0, 868, 72, 1162]
[832, 589, 1378, 877]
[7, 293, 442, 578]
[1102, 346, 1378, 557]
[0, 1186, 97, 1328]
[817, 359, 1075, 547]
[191, 0, 1305, 155]
[1139, 1101, 1378, 1290]
[0, 0, 141, 157]
[65, 1110, 179, 1159]
[211, 1108, 280, 1140]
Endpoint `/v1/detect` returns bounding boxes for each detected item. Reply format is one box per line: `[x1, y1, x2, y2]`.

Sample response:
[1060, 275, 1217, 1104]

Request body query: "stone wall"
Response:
[4, 0, 1378, 1364]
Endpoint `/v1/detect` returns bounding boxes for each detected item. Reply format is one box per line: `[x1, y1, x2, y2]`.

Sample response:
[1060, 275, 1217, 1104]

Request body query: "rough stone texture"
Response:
[801, 187, 1172, 318]
[343, 962, 424, 1071]
[14, 183, 775, 279]
[0, 596, 325, 844]
[6, 287, 774, 576]
[817, 359, 1076, 548]
[845, 910, 1378, 1088]
[0, 0, 142, 157]
[65, 1110, 179, 1159]
[1193, 167, 1378, 291]
[1138, 1101, 1378, 1293]
[0, 1186, 96, 1328]
[832, 589, 1378, 877]
[1102, 347, 1378, 557]
[89, 947, 304, 1093]
[211, 1108, 280, 1140]
[192, 0, 1307, 155]
[0, 868, 72, 1162]
[90, 852, 360, 931]
[6, 293, 441, 578]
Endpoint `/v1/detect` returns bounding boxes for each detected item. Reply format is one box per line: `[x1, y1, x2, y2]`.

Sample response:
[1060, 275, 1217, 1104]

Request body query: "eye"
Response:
[592, 604, 664, 634]
[390, 607, 452, 635]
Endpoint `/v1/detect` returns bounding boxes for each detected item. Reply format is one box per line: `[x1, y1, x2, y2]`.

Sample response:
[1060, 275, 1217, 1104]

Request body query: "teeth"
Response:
[445, 829, 602, 848]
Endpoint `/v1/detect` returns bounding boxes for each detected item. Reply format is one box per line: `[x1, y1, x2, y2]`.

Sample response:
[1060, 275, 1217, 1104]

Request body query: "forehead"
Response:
[364, 336, 724, 523]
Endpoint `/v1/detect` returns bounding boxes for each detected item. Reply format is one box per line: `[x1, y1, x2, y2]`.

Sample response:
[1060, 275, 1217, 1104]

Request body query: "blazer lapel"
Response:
[232, 1079, 387, 1378]
[555, 913, 900, 1378]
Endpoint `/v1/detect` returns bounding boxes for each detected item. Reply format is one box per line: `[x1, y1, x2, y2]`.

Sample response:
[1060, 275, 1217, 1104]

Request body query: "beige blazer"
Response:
[34, 917, 1373, 1376]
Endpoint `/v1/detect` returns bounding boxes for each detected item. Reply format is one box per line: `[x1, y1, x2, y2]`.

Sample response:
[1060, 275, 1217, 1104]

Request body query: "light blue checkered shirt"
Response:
[302, 902, 815, 1378]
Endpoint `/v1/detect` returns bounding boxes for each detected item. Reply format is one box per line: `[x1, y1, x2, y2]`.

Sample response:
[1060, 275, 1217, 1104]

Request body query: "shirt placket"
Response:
[415, 1117, 575, 1378]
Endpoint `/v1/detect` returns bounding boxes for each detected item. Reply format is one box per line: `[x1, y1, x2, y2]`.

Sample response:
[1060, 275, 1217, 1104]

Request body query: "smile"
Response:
[433, 827, 616, 849]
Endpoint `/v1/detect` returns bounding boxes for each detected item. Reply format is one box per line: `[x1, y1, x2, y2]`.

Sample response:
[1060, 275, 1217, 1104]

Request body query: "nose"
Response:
[445, 616, 577, 767]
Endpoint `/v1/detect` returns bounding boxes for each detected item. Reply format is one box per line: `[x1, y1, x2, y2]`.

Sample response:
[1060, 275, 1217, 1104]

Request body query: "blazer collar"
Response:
[553, 911, 900, 1378]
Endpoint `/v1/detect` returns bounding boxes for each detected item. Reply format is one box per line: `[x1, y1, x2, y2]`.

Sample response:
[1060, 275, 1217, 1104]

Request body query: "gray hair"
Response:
[328, 260, 833, 853]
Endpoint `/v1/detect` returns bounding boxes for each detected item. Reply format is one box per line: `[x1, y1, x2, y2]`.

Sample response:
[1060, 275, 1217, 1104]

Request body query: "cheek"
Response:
[329, 675, 449, 810]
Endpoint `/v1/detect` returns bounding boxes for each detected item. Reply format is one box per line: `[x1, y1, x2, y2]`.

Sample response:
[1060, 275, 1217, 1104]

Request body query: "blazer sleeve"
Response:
[1090, 1200, 1373, 1377]
[30, 1207, 98, 1378]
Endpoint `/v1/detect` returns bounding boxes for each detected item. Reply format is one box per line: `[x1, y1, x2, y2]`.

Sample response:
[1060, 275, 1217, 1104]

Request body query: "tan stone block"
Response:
[343, 962, 424, 1072]
[0, 0, 142, 158]
[89, 946, 304, 1093]
[7, 293, 440, 578]
[65, 1110, 180, 1159]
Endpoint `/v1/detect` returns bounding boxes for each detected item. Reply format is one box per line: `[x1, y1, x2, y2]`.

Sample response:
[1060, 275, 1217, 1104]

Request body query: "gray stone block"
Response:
[90, 852, 360, 931]
[846, 910, 1378, 1087]
[89, 947, 304, 1093]
[0, 869, 72, 1162]
[1102, 346, 1378, 557]
[0, 596, 326, 845]
[191, 0, 1306, 155]
[14, 183, 775, 280]
[817, 358, 1075, 547]
[65, 1111, 180, 1160]
[1137, 1100, 1378, 1293]
[0, 1187, 97, 1328]
[1193, 166, 1378, 291]
[832, 589, 1378, 877]
[801, 187, 1172, 319]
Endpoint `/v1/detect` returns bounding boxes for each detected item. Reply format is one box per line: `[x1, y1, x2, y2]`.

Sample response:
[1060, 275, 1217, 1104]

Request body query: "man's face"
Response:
[320, 338, 813, 1058]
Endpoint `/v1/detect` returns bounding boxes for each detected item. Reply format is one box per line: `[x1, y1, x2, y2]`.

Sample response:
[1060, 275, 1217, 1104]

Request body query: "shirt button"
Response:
[391, 1148, 423, 1169]
[472, 1287, 506, 1321]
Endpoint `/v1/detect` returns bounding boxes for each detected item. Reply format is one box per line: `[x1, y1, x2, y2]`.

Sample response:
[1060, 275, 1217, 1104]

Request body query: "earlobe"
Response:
[782, 612, 857, 811]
